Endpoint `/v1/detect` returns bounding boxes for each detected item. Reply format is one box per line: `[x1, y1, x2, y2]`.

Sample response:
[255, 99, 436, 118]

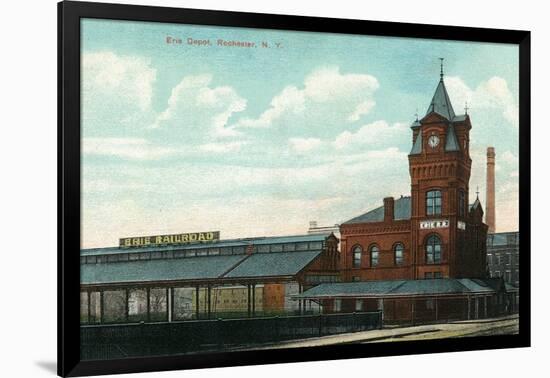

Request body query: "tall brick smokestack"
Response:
[486, 147, 496, 233]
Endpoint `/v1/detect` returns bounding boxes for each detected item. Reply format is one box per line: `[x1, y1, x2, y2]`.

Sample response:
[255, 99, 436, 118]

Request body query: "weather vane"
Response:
[439, 57, 444, 80]
[465, 101, 470, 115]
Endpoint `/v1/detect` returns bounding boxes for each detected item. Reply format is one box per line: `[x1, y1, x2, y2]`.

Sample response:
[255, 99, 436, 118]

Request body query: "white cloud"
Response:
[199, 141, 247, 153]
[83, 138, 175, 160]
[445, 76, 518, 127]
[500, 150, 519, 165]
[348, 100, 376, 122]
[289, 137, 322, 153]
[238, 86, 305, 129]
[235, 67, 379, 130]
[151, 74, 247, 138]
[333, 120, 408, 150]
[303, 67, 378, 103]
[82, 51, 156, 111]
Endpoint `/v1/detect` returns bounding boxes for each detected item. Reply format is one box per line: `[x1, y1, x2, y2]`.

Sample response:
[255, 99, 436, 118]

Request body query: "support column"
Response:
[247, 284, 251, 317]
[252, 284, 256, 317]
[484, 296, 488, 319]
[100, 290, 105, 324]
[475, 297, 479, 320]
[125, 288, 129, 322]
[301, 284, 305, 315]
[411, 299, 415, 326]
[146, 287, 151, 322]
[167, 288, 172, 322]
[467, 296, 471, 320]
[195, 286, 200, 320]
[87, 290, 91, 324]
[435, 297, 439, 321]
[207, 285, 212, 319]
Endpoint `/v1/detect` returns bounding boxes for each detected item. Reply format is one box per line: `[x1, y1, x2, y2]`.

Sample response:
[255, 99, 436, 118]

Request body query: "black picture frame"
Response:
[58, 1, 531, 376]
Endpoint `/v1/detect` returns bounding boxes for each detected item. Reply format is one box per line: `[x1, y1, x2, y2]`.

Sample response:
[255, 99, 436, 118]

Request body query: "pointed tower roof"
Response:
[410, 129, 422, 154]
[425, 59, 455, 121]
[425, 79, 456, 121]
[445, 123, 460, 151]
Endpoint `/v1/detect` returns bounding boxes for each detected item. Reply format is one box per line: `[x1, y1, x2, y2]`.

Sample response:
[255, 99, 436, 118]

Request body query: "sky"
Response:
[81, 18, 520, 248]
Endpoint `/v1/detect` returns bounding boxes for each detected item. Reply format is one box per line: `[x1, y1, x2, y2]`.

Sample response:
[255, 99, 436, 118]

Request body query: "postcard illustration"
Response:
[80, 19, 520, 359]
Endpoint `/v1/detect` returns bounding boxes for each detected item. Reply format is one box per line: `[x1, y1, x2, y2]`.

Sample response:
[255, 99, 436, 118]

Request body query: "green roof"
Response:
[296, 281, 405, 297]
[445, 123, 460, 151]
[81, 255, 244, 285]
[224, 251, 322, 279]
[81, 249, 325, 285]
[425, 79, 455, 121]
[343, 196, 411, 225]
[410, 129, 422, 154]
[487, 232, 519, 247]
[456, 278, 499, 293]
[295, 278, 506, 299]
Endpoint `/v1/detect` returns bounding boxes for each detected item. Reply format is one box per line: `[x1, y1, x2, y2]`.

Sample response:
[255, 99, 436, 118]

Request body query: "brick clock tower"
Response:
[408, 65, 484, 279]
[340, 63, 487, 282]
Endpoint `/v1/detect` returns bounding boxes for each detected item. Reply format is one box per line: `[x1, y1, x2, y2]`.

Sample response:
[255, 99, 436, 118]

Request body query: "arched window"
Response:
[426, 190, 442, 215]
[426, 235, 442, 264]
[370, 245, 379, 267]
[394, 243, 404, 265]
[352, 245, 362, 268]
[458, 189, 465, 217]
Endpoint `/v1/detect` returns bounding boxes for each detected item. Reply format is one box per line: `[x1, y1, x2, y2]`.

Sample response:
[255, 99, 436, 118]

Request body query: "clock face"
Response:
[428, 135, 440, 148]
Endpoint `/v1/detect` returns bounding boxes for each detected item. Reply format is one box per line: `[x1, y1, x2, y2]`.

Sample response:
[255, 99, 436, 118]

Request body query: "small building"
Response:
[80, 233, 340, 324]
[295, 278, 517, 324]
[487, 231, 520, 286]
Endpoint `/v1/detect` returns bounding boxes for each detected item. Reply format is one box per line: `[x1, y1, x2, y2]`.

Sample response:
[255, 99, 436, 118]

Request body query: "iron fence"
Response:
[81, 311, 382, 360]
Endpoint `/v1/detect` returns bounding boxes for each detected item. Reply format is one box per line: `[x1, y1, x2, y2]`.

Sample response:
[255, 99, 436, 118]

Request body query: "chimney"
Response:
[383, 197, 395, 222]
[486, 147, 496, 233]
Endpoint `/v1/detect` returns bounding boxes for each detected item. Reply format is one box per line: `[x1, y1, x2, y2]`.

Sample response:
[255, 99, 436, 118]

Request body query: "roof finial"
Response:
[439, 57, 444, 81]
[476, 186, 480, 198]
[465, 101, 469, 115]
[415, 108, 419, 121]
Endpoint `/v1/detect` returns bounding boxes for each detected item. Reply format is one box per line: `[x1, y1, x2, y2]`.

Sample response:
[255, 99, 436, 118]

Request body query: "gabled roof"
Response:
[342, 196, 411, 225]
[224, 251, 322, 279]
[470, 198, 482, 211]
[81, 255, 245, 285]
[425, 79, 456, 121]
[445, 123, 460, 151]
[410, 130, 422, 154]
[294, 278, 507, 299]
[81, 249, 325, 285]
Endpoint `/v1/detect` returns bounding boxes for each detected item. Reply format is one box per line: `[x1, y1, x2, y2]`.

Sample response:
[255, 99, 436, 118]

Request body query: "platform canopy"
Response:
[81, 250, 323, 287]
[293, 278, 507, 300]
